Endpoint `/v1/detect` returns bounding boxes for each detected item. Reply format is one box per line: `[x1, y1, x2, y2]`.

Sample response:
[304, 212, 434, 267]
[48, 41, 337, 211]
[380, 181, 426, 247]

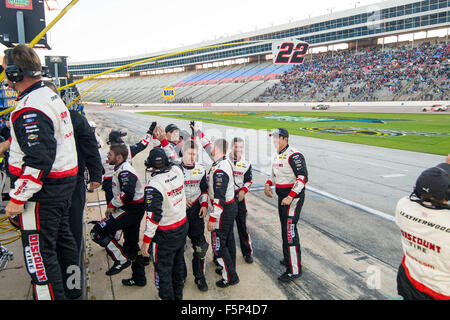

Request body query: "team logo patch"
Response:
[287, 219, 295, 244]
[27, 134, 38, 140]
[25, 234, 48, 282]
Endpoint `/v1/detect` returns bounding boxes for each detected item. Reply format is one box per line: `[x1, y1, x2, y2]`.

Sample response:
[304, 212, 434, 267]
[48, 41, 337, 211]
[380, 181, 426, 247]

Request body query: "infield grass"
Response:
[140, 111, 450, 155]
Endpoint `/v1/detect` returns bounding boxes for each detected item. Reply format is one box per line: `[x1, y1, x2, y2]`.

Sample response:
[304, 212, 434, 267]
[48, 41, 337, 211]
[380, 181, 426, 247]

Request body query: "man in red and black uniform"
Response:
[207, 139, 240, 288]
[228, 137, 254, 264]
[91, 144, 146, 286]
[3, 45, 79, 300]
[396, 163, 450, 300]
[264, 128, 308, 282]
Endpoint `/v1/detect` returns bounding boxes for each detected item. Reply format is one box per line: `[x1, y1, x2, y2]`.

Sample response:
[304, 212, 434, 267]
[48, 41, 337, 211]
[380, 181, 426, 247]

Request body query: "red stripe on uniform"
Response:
[158, 216, 186, 230]
[47, 166, 78, 179]
[401, 256, 450, 300]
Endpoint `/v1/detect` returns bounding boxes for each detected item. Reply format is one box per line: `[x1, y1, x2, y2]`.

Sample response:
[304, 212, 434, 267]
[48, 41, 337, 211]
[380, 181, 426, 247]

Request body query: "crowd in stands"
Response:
[255, 40, 449, 102]
[167, 97, 194, 104]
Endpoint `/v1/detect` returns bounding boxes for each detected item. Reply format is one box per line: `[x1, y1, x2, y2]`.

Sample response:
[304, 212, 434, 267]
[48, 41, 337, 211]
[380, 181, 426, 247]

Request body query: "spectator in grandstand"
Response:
[395, 164, 450, 300]
[2, 45, 79, 300]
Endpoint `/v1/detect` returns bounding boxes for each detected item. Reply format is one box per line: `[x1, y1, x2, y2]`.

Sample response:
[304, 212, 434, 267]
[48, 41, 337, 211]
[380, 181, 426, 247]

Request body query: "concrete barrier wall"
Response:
[88, 100, 449, 109]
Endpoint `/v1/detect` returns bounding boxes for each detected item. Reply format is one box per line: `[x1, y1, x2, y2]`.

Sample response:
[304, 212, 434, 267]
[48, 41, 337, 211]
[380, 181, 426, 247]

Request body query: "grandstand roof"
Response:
[68, 0, 450, 75]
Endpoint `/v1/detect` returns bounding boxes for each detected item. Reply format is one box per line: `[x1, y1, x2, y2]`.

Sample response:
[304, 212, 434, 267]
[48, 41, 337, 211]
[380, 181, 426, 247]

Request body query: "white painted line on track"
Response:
[381, 174, 406, 178]
[253, 167, 395, 223]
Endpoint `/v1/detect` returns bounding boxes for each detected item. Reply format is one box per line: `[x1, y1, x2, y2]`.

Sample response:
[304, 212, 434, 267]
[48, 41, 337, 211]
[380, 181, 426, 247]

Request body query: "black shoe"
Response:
[278, 271, 302, 283]
[213, 259, 221, 267]
[215, 267, 223, 276]
[216, 277, 239, 288]
[244, 256, 253, 264]
[106, 260, 131, 276]
[194, 277, 208, 292]
[143, 257, 151, 266]
[122, 278, 146, 287]
[280, 259, 286, 266]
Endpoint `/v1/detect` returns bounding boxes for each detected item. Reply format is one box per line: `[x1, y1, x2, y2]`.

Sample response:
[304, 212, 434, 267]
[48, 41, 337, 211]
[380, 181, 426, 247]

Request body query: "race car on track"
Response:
[312, 104, 330, 110]
[421, 104, 448, 112]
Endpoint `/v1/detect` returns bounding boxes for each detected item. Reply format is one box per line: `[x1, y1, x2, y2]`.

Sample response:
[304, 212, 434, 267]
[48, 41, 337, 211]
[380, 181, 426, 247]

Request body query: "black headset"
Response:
[5, 49, 42, 83]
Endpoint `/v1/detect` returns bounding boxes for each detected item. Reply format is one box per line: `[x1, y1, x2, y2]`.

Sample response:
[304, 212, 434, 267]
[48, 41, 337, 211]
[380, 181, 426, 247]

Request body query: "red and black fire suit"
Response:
[143, 165, 188, 300]
[266, 145, 308, 276]
[8, 81, 79, 300]
[208, 156, 239, 284]
[91, 160, 146, 284]
[180, 161, 209, 280]
[228, 153, 253, 258]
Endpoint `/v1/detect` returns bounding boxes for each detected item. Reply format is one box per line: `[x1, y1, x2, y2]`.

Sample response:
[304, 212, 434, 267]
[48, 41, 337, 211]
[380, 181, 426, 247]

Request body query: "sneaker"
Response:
[278, 271, 302, 283]
[215, 267, 223, 276]
[194, 277, 208, 292]
[105, 260, 131, 276]
[244, 256, 253, 264]
[122, 278, 146, 287]
[216, 277, 239, 288]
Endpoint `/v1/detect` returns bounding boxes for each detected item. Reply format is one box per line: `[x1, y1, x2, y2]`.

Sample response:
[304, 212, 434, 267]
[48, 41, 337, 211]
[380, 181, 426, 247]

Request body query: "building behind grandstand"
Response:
[69, 0, 450, 104]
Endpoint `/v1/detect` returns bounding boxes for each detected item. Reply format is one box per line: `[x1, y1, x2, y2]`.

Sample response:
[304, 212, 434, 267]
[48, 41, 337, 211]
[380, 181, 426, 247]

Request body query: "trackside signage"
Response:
[5, 0, 33, 10]
[162, 87, 176, 100]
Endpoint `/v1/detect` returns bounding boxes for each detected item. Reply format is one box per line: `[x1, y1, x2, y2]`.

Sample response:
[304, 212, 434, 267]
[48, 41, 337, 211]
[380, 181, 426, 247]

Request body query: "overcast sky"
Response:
[1, 0, 383, 63]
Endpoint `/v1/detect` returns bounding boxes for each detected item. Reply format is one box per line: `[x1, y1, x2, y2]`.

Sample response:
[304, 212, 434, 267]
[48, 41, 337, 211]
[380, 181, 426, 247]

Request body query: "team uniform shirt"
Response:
[143, 165, 187, 243]
[9, 81, 78, 203]
[228, 153, 252, 194]
[107, 160, 144, 211]
[265, 145, 308, 198]
[180, 162, 208, 208]
[207, 156, 235, 226]
[395, 196, 450, 299]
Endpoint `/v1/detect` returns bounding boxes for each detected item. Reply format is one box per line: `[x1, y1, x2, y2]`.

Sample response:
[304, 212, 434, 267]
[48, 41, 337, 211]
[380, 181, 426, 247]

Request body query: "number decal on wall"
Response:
[273, 41, 309, 64]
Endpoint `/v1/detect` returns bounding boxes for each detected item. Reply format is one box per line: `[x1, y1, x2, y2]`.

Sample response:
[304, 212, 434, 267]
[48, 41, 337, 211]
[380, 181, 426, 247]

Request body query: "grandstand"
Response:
[71, 0, 450, 104]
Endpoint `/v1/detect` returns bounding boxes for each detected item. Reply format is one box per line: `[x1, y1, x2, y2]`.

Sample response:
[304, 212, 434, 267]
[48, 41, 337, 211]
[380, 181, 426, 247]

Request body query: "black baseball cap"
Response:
[269, 128, 289, 138]
[414, 167, 449, 201]
[165, 124, 179, 133]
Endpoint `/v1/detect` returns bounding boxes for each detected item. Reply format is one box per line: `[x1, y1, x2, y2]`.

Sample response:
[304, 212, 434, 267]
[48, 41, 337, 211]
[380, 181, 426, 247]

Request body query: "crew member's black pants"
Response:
[68, 177, 86, 260]
[95, 203, 146, 284]
[11, 200, 79, 300]
[211, 201, 239, 283]
[277, 191, 304, 275]
[186, 201, 208, 279]
[153, 222, 188, 300]
[234, 194, 253, 258]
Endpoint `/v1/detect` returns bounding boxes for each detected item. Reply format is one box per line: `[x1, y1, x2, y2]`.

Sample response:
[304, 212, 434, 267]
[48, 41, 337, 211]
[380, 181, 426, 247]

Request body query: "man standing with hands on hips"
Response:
[265, 128, 308, 282]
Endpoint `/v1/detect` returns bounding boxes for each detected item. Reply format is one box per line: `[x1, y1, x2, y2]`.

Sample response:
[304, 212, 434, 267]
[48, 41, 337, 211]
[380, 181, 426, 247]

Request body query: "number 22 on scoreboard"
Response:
[273, 41, 309, 64]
